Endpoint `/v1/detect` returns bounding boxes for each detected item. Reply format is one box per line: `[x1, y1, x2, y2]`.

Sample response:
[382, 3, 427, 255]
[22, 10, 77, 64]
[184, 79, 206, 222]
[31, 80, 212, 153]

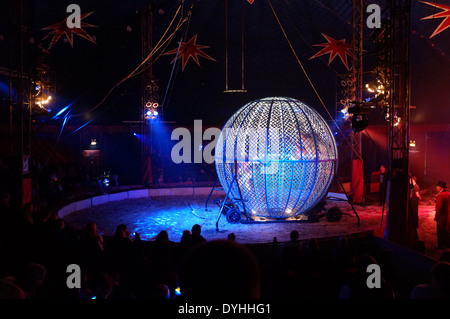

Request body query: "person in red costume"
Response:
[435, 180, 450, 249]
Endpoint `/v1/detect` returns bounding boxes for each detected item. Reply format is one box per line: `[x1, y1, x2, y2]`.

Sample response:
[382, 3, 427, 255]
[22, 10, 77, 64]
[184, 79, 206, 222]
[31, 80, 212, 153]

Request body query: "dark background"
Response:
[1, 0, 450, 193]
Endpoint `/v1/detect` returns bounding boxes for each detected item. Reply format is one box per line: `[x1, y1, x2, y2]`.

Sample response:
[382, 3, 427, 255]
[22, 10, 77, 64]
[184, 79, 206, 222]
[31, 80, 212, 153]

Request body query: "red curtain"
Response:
[22, 177, 32, 207]
[352, 159, 364, 203]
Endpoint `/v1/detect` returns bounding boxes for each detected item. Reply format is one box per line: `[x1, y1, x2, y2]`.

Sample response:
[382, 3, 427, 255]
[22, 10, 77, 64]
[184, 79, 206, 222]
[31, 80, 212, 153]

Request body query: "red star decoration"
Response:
[41, 12, 97, 49]
[163, 34, 216, 71]
[421, 2, 450, 38]
[309, 34, 352, 70]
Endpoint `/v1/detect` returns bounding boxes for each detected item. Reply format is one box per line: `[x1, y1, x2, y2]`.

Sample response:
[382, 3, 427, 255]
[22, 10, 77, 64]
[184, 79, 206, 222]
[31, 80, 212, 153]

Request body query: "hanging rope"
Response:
[70, 4, 188, 117]
[267, 0, 362, 161]
[224, 0, 247, 93]
[312, 0, 351, 25]
[241, 0, 245, 91]
[161, 5, 194, 111]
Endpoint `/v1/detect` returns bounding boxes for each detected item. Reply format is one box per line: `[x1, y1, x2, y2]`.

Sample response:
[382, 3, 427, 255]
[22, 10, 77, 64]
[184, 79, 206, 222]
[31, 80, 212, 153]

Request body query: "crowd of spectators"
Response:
[1, 189, 450, 300]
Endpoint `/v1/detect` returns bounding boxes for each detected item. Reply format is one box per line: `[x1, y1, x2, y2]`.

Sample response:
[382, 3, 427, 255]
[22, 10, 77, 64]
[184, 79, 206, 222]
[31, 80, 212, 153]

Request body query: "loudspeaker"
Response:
[351, 113, 369, 132]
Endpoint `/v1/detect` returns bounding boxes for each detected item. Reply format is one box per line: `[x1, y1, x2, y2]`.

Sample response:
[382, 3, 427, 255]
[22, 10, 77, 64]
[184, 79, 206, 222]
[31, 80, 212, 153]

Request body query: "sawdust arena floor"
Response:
[62, 193, 443, 260]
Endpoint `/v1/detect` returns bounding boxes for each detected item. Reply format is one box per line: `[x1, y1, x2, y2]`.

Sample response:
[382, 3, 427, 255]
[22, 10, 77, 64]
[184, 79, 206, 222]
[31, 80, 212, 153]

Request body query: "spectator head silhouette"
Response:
[180, 230, 191, 241]
[178, 240, 260, 299]
[191, 224, 202, 236]
[355, 254, 378, 276]
[431, 261, 450, 288]
[0, 191, 11, 209]
[156, 230, 169, 242]
[151, 283, 171, 299]
[338, 236, 348, 248]
[85, 222, 98, 236]
[114, 224, 128, 238]
[440, 250, 450, 262]
[14, 263, 47, 297]
[290, 230, 299, 241]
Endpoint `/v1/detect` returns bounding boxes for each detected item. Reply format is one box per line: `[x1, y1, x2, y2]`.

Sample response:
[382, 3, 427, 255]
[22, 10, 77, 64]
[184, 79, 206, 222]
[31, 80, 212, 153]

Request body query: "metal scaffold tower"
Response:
[6, 0, 34, 209]
[350, 0, 365, 204]
[341, 0, 412, 246]
[384, 0, 412, 246]
[140, 3, 161, 185]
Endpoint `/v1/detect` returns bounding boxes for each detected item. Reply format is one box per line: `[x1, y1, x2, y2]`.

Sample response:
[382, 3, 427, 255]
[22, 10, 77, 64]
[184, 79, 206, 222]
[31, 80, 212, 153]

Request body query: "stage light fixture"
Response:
[340, 106, 350, 120]
[365, 83, 375, 93]
[351, 113, 369, 132]
[35, 93, 52, 108]
[34, 81, 54, 112]
[90, 139, 97, 146]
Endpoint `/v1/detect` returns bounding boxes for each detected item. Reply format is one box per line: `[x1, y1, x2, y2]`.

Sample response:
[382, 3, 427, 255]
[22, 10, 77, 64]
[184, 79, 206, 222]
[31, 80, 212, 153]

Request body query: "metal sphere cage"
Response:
[215, 97, 338, 219]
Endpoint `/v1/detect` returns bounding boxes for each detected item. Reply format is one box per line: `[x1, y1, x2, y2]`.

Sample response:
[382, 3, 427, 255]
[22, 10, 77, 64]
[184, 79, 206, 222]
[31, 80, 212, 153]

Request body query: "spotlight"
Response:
[133, 133, 137, 136]
[90, 139, 97, 146]
[35, 94, 52, 108]
[409, 140, 416, 148]
[351, 114, 369, 132]
[366, 83, 375, 93]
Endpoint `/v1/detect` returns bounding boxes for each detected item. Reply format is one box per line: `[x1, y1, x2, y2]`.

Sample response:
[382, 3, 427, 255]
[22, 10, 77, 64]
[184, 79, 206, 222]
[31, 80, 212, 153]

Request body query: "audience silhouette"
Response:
[410, 261, 450, 299]
[0, 206, 445, 300]
[338, 254, 395, 299]
[178, 239, 260, 299]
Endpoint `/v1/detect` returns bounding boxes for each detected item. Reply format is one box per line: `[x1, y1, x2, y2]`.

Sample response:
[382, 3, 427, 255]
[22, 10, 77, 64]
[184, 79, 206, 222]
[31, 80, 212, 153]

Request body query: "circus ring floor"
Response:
[59, 187, 442, 260]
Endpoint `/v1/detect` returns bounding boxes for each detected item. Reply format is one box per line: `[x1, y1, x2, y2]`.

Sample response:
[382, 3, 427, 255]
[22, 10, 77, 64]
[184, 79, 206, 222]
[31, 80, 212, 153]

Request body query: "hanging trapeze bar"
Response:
[224, 0, 247, 93]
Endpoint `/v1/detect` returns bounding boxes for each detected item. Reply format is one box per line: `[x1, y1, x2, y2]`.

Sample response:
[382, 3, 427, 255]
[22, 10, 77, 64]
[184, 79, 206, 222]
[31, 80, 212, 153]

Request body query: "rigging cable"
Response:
[224, 0, 246, 93]
[267, 0, 363, 161]
[70, 4, 187, 117]
[161, 4, 194, 111]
